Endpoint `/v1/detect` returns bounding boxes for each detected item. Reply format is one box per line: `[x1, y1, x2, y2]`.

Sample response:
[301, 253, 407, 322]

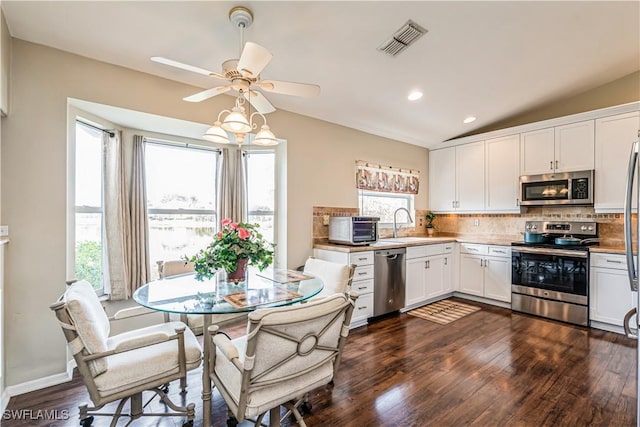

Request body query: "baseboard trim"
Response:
[4, 360, 75, 400]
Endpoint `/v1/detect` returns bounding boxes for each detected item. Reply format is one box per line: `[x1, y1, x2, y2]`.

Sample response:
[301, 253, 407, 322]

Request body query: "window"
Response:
[74, 121, 105, 293]
[246, 150, 275, 243]
[145, 142, 218, 279]
[359, 190, 414, 225]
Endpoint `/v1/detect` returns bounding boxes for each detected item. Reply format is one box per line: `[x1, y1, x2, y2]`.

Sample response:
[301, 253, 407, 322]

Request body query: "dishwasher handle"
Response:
[375, 248, 407, 257]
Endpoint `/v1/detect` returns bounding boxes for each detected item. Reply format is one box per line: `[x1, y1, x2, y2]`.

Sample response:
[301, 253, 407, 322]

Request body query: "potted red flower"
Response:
[186, 218, 274, 282]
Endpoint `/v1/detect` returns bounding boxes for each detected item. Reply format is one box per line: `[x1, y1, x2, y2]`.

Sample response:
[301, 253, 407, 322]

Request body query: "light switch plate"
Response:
[0, 225, 8, 236]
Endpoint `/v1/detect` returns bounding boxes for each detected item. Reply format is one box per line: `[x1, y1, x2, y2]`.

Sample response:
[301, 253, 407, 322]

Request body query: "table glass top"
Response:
[133, 268, 324, 314]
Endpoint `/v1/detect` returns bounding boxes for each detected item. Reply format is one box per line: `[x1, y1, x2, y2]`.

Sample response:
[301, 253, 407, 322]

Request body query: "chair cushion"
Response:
[303, 258, 351, 298]
[95, 322, 202, 396]
[64, 280, 110, 376]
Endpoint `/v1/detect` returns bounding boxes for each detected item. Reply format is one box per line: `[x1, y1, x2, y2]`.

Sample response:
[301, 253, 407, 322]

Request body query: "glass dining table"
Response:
[133, 268, 324, 426]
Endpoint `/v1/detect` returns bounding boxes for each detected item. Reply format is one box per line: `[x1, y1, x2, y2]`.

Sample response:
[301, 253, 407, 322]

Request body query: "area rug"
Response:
[407, 300, 481, 325]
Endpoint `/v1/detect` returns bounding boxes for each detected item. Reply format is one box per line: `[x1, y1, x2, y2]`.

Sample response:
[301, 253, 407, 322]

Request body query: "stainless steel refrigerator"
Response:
[624, 131, 640, 427]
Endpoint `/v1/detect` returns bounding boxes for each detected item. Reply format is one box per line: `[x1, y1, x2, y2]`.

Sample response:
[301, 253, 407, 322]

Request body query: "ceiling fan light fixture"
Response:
[203, 121, 231, 144]
[254, 124, 278, 146]
[221, 106, 252, 133]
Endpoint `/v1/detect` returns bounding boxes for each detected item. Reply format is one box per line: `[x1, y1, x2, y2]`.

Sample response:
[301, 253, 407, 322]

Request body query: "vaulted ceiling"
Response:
[2, 1, 639, 148]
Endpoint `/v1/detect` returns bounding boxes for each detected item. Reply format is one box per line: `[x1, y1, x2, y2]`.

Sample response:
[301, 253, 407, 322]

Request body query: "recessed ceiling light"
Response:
[408, 91, 423, 101]
[463, 116, 477, 124]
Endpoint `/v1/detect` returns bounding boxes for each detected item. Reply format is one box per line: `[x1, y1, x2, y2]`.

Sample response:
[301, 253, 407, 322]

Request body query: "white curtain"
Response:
[103, 130, 131, 300]
[128, 135, 151, 293]
[217, 147, 247, 224]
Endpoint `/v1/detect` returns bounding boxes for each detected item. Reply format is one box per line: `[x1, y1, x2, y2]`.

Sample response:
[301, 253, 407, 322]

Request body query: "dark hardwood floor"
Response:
[5, 298, 637, 426]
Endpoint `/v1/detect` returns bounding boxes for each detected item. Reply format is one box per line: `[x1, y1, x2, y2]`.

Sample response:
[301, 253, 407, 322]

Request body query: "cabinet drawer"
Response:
[349, 251, 374, 266]
[351, 293, 374, 322]
[460, 243, 488, 255]
[590, 253, 628, 270]
[351, 278, 374, 295]
[353, 264, 374, 281]
[443, 243, 454, 254]
[488, 246, 511, 258]
[407, 244, 443, 259]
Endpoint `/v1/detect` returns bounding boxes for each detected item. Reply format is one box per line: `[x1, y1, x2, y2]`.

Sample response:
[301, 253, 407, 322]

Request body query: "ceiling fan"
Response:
[151, 6, 320, 114]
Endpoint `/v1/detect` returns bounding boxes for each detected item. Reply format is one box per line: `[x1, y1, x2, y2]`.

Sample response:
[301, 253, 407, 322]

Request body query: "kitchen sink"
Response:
[379, 237, 435, 243]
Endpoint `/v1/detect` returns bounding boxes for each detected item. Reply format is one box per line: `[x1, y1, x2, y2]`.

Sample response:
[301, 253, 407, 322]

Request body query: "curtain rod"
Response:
[77, 120, 115, 137]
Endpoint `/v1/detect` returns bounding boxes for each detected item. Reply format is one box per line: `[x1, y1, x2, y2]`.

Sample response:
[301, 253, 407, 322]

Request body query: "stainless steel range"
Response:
[511, 221, 599, 326]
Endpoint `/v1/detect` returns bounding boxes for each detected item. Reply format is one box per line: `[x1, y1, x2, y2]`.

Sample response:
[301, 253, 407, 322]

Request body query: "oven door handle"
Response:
[511, 247, 588, 258]
[624, 140, 639, 292]
[623, 308, 638, 339]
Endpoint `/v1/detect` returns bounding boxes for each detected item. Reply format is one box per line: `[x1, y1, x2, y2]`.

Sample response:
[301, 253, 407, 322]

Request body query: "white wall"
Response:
[1, 39, 428, 387]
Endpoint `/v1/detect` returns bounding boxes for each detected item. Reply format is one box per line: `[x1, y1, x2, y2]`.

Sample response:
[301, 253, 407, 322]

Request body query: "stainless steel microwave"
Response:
[519, 170, 594, 206]
[328, 216, 379, 245]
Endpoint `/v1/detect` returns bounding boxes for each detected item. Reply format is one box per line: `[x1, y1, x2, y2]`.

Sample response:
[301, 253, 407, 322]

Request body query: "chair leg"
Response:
[268, 407, 281, 427]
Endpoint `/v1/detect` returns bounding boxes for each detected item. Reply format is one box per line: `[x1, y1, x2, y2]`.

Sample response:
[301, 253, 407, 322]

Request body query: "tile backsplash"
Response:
[312, 206, 431, 241]
[313, 205, 633, 246]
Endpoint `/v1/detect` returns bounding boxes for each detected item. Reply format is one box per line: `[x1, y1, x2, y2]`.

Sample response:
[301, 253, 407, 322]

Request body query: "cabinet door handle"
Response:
[550, 161, 553, 170]
[358, 257, 368, 261]
[444, 257, 448, 266]
[516, 198, 520, 207]
[358, 306, 367, 310]
[452, 200, 456, 208]
[555, 160, 559, 169]
[605, 259, 623, 264]
[358, 272, 367, 276]
[468, 248, 478, 252]
[357, 286, 368, 290]
[479, 259, 483, 267]
[493, 250, 506, 254]
[485, 259, 489, 267]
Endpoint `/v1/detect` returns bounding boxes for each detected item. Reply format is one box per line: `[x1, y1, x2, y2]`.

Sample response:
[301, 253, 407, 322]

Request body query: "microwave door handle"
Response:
[624, 140, 639, 291]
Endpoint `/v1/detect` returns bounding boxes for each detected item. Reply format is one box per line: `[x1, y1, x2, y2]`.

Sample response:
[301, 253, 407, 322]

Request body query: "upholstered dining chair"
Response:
[303, 257, 356, 298]
[157, 259, 244, 335]
[208, 292, 358, 427]
[50, 280, 202, 427]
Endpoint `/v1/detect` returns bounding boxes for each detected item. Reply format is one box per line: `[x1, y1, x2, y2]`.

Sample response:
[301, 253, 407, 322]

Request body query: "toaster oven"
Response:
[328, 216, 379, 246]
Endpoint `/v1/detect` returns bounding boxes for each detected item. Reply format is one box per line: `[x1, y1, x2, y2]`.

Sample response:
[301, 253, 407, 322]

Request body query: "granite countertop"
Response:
[590, 245, 626, 255]
[313, 235, 517, 252]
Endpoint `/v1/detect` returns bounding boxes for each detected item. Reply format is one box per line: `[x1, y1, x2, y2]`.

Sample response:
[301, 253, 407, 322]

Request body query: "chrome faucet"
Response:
[393, 207, 413, 238]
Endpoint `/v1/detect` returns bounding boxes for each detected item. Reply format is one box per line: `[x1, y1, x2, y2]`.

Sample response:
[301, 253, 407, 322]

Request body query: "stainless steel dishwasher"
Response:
[373, 247, 406, 316]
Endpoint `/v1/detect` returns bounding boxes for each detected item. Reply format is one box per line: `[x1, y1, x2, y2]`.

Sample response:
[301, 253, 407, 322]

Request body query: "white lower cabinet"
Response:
[590, 252, 637, 331]
[405, 243, 454, 310]
[313, 248, 374, 327]
[458, 244, 511, 302]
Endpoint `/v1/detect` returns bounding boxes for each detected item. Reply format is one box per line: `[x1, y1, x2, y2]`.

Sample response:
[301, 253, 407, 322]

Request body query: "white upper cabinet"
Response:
[554, 120, 595, 172]
[456, 142, 485, 212]
[429, 142, 484, 212]
[429, 147, 456, 212]
[520, 121, 595, 175]
[520, 128, 555, 175]
[485, 134, 520, 212]
[594, 112, 640, 212]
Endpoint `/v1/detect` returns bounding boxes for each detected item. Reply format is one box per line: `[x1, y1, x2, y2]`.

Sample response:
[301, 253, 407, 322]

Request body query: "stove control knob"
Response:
[581, 225, 587, 231]
[588, 226, 594, 231]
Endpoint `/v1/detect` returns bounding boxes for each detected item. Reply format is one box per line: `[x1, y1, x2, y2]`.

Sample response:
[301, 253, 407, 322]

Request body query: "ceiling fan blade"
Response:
[237, 42, 273, 78]
[243, 90, 276, 114]
[258, 80, 320, 97]
[183, 86, 231, 102]
[151, 56, 217, 76]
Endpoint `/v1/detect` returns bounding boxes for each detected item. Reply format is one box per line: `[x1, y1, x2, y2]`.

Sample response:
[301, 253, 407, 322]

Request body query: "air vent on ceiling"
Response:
[377, 19, 428, 57]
